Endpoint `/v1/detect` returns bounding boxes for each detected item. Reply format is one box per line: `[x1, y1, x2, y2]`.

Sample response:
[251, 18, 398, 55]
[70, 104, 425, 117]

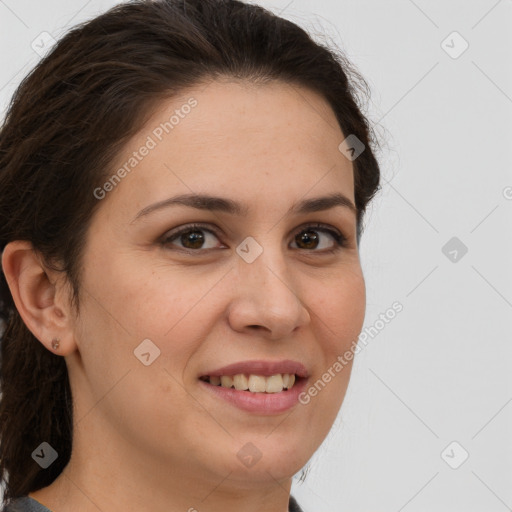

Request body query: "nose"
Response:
[226, 244, 311, 340]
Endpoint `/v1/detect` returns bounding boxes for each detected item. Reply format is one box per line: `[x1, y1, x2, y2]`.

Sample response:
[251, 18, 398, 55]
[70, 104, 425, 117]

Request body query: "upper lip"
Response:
[200, 360, 309, 378]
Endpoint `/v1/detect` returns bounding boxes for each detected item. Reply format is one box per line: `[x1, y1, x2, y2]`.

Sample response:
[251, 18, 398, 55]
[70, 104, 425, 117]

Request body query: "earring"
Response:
[51, 338, 60, 350]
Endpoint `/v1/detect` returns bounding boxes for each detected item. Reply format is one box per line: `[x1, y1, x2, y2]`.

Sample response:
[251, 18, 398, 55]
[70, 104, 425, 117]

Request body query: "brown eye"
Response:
[291, 224, 347, 252]
[294, 229, 320, 250]
[162, 224, 222, 251]
[178, 229, 205, 249]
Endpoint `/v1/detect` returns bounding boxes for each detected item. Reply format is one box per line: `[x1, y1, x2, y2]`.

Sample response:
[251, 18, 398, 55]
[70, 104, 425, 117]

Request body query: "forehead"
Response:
[101, 79, 355, 217]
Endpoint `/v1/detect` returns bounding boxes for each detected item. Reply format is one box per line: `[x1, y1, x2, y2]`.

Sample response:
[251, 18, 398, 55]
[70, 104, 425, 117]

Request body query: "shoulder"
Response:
[2, 497, 52, 512]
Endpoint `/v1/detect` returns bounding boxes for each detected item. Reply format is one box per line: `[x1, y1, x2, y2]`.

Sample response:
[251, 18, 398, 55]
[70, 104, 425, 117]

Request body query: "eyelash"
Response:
[160, 222, 348, 254]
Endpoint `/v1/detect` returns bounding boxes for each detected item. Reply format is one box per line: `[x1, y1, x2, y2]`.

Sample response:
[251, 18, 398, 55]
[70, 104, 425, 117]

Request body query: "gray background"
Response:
[1, 1, 511, 511]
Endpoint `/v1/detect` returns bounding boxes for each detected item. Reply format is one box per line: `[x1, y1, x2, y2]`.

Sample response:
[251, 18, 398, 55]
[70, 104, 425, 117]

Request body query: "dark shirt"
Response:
[289, 495, 304, 512]
[2, 497, 51, 512]
[3, 495, 305, 511]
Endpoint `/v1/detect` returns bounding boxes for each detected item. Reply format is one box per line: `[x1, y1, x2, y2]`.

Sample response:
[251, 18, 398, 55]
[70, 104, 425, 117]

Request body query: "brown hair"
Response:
[0, 0, 381, 502]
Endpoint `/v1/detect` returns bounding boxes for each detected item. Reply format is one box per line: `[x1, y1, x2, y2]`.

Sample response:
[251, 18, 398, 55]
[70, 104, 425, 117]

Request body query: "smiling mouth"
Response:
[199, 373, 299, 393]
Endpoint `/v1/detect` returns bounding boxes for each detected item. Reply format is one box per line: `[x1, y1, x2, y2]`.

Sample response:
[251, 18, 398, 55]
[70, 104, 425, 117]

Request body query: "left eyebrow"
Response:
[131, 192, 357, 223]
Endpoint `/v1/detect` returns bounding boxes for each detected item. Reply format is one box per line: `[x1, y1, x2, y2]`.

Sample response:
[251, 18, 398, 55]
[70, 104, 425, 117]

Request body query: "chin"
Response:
[217, 437, 311, 484]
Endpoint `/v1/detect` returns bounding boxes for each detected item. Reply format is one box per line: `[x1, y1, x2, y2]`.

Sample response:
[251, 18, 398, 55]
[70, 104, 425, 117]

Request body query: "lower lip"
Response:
[198, 377, 308, 414]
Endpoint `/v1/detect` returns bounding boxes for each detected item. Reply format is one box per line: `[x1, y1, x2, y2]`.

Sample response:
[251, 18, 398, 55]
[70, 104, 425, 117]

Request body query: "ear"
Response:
[1, 240, 77, 356]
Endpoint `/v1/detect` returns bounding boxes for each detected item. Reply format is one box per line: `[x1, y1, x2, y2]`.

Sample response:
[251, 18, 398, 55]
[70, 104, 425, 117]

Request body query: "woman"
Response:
[0, 1, 381, 511]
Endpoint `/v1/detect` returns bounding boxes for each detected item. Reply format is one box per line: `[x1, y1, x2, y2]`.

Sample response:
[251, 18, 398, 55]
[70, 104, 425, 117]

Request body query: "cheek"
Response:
[313, 268, 366, 352]
[78, 260, 226, 393]
[71, 268, 211, 448]
[302, 269, 365, 419]
[82, 252, 205, 336]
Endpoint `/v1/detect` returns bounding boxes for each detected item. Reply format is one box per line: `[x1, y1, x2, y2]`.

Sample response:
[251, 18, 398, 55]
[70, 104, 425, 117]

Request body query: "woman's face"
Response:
[68, 79, 365, 491]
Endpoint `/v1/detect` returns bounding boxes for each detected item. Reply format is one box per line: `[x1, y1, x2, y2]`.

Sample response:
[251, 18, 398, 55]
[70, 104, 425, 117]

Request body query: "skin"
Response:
[3, 79, 366, 512]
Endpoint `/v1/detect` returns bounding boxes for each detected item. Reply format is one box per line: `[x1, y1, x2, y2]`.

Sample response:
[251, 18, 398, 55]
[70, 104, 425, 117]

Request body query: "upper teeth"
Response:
[207, 373, 296, 393]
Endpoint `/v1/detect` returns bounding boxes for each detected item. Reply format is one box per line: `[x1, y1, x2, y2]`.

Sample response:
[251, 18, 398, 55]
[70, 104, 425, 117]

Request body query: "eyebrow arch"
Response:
[132, 192, 357, 223]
